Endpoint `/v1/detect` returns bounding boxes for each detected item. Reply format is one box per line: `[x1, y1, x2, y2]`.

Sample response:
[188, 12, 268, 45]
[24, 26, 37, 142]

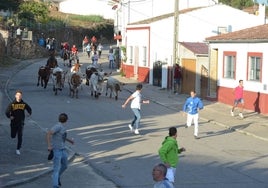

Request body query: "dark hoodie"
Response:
[5, 99, 32, 126]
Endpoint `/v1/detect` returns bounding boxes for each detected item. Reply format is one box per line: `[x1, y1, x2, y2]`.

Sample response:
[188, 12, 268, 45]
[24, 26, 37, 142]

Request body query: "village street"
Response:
[0, 48, 268, 188]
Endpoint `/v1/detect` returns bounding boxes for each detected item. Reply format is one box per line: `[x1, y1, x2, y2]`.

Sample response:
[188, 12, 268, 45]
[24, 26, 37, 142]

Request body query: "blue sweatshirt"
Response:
[183, 96, 203, 115]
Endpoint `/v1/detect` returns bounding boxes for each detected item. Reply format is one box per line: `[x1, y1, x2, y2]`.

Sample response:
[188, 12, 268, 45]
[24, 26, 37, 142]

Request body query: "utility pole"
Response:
[173, 0, 179, 66]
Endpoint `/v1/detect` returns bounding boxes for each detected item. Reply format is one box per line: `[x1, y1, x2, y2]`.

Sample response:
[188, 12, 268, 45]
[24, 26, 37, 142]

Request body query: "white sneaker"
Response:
[231, 110, 234, 116]
[239, 113, 244, 118]
[16, 150, 20, 155]
[128, 124, 133, 132]
[134, 129, 140, 135]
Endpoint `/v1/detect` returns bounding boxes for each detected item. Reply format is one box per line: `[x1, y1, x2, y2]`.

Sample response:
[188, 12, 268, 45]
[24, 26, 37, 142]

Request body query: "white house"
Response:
[206, 24, 268, 114]
[58, 0, 115, 19]
[114, 0, 218, 45]
[121, 3, 266, 96]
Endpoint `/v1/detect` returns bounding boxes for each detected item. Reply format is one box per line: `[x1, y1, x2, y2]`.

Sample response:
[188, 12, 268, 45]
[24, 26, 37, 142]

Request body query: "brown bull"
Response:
[68, 73, 81, 98]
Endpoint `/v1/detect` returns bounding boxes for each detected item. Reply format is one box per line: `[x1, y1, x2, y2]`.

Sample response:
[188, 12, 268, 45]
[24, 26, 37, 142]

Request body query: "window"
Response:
[223, 52, 236, 79]
[128, 46, 133, 64]
[248, 54, 262, 81]
[142, 46, 147, 66]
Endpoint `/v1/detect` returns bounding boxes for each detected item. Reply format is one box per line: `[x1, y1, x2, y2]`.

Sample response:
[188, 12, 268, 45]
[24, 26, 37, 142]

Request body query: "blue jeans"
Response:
[131, 108, 141, 130]
[52, 149, 68, 188]
[109, 60, 114, 69]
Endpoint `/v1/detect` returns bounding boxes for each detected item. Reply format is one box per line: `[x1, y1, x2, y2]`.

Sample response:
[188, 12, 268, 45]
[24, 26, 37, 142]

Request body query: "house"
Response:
[206, 24, 268, 114]
[121, 3, 266, 96]
[179, 42, 209, 98]
[58, 0, 115, 19]
[114, 0, 218, 46]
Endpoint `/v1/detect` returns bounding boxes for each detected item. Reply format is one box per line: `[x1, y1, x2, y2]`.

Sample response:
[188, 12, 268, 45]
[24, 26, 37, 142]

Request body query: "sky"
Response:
[59, 0, 115, 19]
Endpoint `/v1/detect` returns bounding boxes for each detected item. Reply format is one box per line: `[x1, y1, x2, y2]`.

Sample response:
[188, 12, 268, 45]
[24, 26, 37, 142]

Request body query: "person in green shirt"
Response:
[158, 127, 185, 183]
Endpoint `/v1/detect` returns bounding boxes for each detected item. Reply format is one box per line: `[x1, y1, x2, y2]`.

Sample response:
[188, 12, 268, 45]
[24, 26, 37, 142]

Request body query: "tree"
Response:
[219, 0, 254, 9]
[18, 1, 49, 23]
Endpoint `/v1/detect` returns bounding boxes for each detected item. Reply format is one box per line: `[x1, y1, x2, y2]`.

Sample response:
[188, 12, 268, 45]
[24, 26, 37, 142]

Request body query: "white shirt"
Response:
[130, 90, 141, 109]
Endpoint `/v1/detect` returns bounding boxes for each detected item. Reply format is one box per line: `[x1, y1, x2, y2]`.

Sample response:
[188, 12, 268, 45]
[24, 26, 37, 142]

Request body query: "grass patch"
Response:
[69, 15, 105, 22]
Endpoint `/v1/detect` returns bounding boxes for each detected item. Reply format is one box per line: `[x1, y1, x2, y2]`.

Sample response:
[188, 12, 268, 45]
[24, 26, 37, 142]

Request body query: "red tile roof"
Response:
[206, 24, 268, 42]
[180, 42, 208, 55]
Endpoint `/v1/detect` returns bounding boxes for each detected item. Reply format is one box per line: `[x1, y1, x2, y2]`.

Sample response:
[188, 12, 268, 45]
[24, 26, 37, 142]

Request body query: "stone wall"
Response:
[7, 38, 47, 59]
[0, 33, 5, 60]
[0, 23, 114, 60]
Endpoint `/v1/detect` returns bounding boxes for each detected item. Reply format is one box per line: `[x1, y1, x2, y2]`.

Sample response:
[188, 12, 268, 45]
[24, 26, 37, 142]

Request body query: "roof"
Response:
[180, 42, 208, 55]
[129, 7, 202, 25]
[206, 24, 268, 42]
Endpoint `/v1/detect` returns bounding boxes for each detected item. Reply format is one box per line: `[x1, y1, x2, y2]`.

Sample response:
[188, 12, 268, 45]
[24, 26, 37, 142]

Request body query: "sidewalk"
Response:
[114, 74, 268, 142]
[1, 54, 268, 187]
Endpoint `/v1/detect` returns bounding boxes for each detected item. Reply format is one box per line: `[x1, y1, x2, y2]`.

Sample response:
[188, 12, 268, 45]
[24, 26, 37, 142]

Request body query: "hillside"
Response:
[48, 7, 114, 28]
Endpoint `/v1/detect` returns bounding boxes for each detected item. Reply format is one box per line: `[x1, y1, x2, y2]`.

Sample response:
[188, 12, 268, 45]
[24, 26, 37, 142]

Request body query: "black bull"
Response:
[37, 66, 51, 89]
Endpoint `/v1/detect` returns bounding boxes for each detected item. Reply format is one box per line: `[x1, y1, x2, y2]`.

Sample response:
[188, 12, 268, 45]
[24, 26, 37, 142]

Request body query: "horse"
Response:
[46, 55, 58, 69]
[69, 53, 79, 67]
[52, 68, 66, 95]
[68, 73, 81, 98]
[37, 66, 51, 89]
[62, 49, 70, 67]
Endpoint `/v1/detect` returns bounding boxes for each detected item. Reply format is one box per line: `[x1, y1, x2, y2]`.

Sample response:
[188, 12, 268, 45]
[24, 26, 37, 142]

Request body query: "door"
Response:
[181, 58, 196, 94]
[200, 65, 208, 98]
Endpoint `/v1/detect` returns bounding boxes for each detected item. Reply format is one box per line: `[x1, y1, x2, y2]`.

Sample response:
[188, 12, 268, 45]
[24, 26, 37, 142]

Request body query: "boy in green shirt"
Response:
[158, 127, 185, 183]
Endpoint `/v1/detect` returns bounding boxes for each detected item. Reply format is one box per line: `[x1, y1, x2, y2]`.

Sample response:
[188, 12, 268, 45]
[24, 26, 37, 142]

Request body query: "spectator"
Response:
[173, 64, 182, 94]
[108, 52, 115, 69]
[97, 43, 103, 58]
[152, 163, 174, 188]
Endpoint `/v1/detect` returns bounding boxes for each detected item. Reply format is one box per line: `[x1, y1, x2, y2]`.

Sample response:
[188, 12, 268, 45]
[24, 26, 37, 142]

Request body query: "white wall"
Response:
[179, 4, 265, 42]
[59, 0, 115, 19]
[122, 0, 217, 24]
[210, 42, 268, 94]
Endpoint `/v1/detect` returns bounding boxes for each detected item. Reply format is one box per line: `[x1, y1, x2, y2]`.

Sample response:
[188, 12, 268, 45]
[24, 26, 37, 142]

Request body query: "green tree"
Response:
[18, 1, 49, 23]
[219, 0, 254, 9]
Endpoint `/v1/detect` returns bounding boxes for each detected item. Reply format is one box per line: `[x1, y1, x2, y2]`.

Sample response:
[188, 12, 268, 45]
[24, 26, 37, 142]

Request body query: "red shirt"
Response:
[71, 47, 78, 54]
[174, 66, 182, 79]
[234, 86, 243, 99]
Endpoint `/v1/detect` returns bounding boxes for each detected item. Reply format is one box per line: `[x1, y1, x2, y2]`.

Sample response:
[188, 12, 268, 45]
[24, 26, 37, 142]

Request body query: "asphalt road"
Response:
[2, 50, 268, 188]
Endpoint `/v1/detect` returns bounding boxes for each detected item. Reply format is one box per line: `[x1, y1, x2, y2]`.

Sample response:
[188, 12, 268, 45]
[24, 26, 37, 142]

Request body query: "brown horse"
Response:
[37, 66, 51, 89]
[68, 73, 81, 98]
[46, 55, 58, 69]
[62, 49, 70, 66]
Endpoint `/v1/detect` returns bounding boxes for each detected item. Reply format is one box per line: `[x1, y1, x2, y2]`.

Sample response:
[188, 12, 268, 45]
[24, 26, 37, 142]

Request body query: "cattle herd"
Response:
[37, 55, 124, 100]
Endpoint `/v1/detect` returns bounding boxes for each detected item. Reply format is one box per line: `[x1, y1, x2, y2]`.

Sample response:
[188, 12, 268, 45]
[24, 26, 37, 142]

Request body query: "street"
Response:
[2, 49, 268, 188]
